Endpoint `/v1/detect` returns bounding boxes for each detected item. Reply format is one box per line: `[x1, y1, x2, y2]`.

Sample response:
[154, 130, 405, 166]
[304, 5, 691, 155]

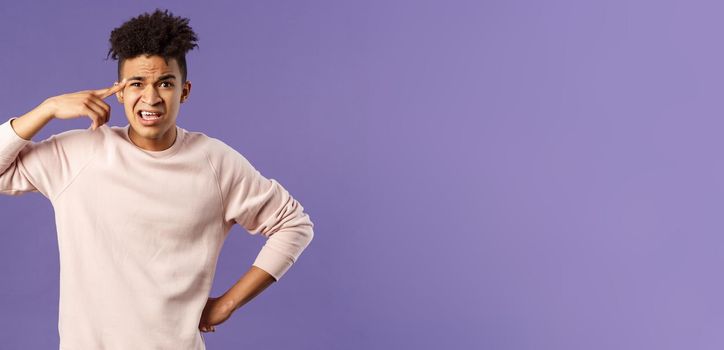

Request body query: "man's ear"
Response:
[116, 90, 123, 104]
[181, 81, 191, 103]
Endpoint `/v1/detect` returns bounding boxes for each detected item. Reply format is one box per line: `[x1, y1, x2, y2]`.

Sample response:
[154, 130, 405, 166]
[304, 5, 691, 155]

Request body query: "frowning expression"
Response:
[115, 54, 191, 149]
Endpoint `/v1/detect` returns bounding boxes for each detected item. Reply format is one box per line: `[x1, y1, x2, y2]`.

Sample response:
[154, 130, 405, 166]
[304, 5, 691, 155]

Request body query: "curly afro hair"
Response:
[106, 8, 199, 84]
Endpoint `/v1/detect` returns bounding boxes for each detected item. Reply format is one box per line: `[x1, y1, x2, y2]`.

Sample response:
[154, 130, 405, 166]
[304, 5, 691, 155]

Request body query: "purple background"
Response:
[0, 0, 721, 349]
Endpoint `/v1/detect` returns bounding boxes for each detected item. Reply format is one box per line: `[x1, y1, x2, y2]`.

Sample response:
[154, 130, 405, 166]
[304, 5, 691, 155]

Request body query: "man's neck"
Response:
[129, 126, 177, 152]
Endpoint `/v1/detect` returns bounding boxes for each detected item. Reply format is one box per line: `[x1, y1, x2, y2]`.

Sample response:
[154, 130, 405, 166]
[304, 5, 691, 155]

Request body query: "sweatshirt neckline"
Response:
[122, 124, 185, 158]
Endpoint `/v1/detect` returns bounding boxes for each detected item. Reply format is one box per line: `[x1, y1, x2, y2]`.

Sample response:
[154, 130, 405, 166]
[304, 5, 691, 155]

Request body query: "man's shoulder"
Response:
[184, 129, 244, 157]
[43, 125, 103, 149]
[183, 130, 257, 175]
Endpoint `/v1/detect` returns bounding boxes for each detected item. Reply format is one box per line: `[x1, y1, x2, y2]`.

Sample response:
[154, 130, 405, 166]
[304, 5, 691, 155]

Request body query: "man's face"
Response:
[115, 54, 191, 143]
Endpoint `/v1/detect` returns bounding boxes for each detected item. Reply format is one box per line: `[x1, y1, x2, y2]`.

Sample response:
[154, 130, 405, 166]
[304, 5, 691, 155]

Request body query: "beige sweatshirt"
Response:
[0, 117, 314, 349]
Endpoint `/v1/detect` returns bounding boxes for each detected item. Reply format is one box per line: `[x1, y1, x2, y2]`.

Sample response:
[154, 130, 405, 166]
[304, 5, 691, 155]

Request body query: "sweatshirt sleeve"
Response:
[211, 139, 314, 282]
[0, 117, 96, 200]
[0, 118, 34, 195]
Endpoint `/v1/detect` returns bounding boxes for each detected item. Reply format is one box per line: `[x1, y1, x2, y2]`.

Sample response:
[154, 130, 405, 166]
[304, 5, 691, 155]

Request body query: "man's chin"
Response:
[129, 121, 174, 136]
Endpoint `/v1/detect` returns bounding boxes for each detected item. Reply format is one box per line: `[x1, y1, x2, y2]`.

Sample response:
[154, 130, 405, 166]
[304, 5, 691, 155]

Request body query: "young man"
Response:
[0, 9, 314, 349]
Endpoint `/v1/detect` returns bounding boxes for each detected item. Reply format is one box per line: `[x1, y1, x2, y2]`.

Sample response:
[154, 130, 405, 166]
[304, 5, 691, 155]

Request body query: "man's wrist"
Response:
[36, 99, 56, 122]
[219, 294, 240, 313]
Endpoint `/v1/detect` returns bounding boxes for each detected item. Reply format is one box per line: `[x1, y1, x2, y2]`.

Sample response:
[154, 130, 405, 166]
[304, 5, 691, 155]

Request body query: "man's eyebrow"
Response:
[127, 74, 177, 82]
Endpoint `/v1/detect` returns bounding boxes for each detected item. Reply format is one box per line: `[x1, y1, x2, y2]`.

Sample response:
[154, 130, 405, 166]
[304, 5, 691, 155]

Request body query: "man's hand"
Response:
[40, 79, 127, 130]
[198, 295, 236, 333]
[197, 266, 276, 333]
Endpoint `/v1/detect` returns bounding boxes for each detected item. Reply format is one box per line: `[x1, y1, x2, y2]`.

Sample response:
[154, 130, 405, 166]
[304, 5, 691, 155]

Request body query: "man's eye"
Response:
[160, 82, 174, 88]
[130, 82, 141, 87]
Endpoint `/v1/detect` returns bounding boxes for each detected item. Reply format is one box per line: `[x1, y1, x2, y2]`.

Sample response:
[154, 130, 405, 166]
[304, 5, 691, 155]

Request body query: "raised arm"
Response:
[0, 80, 127, 198]
[8, 103, 53, 141]
[11, 78, 127, 140]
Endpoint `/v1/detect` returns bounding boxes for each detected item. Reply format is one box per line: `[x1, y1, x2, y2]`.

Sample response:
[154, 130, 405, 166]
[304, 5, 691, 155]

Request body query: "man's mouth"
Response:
[138, 110, 164, 120]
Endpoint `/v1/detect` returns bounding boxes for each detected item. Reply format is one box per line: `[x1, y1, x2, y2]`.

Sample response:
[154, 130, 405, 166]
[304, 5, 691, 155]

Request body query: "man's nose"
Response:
[141, 84, 162, 105]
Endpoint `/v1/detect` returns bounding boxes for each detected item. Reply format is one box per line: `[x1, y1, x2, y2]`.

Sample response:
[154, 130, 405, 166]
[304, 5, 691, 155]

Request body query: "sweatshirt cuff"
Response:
[0, 118, 31, 161]
[252, 245, 296, 282]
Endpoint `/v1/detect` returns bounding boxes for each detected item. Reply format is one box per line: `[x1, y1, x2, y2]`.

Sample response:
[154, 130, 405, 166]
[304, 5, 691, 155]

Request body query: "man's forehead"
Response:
[121, 55, 180, 79]
[126, 73, 177, 81]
